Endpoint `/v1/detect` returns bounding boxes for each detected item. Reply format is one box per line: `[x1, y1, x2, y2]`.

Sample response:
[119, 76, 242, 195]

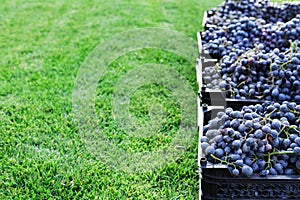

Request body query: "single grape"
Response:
[270, 129, 279, 139]
[205, 146, 216, 155]
[265, 143, 272, 152]
[262, 125, 271, 133]
[282, 139, 292, 149]
[246, 137, 255, 146]
[232, 140, 242, 149]
[200, 136, 209, 143]
[228, 154, 239, 162]
[290, 155, 297, 164]
[293, 147, 300, 155]
[295, 137, 300, 146]
[215, 148, 225, 158]
[260, 169, 269, 176]
[274, 163, 284, 175]
[244, 157, 252, 166]
[296, 159, 300, 170]
[252, 162, 259, 173]
[201, 142, 210, 152]
[269, 168, 278, 175]
[242, 165, 253, 177]
[279, 159, 288, 168]
[284, 168, 294, 175]
[242, 143, 251, 153]
[254, 129, 264, 139]
[257, 159, 265, 168]
[224, 146, 231, 154]
[232, 168, 240, 176]
[235, 159, 244, 167]
[289, 134, 298, 142]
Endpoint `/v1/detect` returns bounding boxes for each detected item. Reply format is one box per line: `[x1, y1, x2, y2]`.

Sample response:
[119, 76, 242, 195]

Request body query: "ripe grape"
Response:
[232, 168, 240, 176]
[205, 146, 216, 155]
[215, 148, 225, 158]
[242, 165, 253, 177]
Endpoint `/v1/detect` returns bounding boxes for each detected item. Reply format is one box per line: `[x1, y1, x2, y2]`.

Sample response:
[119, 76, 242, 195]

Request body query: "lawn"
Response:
[0, 0, 222, 199]
[0, 0, 286, 199]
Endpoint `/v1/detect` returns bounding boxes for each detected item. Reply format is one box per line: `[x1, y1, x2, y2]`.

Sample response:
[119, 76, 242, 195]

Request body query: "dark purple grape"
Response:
[265, 143, 272, 152]
[232, 168, 240, 176]
[269, 168, 278, 175]
[235, 159, 243, 167]
[274, 163, 284, 175]
[296, 159, 300, 170]
[205, 146, 216, 155]
[295, 137, 300, 146]
[284, 168, 294, 175]
[293, 147, 300, 155]
[260, 169, 269, 176]
[215, 148, 225, 158]
[232, 140, 242, 149]
[242, 165, 253, 177]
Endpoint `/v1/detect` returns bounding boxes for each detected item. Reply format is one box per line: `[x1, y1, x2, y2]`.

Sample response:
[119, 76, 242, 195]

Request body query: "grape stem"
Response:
[263, 150, 294, 157]
[210, 154, 237, 168]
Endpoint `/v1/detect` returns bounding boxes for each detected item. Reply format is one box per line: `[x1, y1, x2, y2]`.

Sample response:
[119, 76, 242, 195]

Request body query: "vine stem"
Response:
[210, 154, 237, 168]
[262, 150, 294, 158]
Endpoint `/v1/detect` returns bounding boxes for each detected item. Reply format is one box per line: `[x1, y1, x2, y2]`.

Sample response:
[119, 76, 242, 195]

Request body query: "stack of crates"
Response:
[197, 1, 300, 199]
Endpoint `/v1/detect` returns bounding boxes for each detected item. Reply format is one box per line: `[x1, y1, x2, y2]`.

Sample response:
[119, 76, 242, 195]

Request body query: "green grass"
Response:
[0, 0, 289, 199]
[0, 0, 220, 199]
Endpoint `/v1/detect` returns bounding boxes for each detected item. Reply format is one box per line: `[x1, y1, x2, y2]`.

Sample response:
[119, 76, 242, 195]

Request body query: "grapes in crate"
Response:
[202, 38, 300, 101]
[219, 41, 300, 101]
[205, 0, 300, 27]
[202, 14, 300, 60]
[201, 101, 300, 177]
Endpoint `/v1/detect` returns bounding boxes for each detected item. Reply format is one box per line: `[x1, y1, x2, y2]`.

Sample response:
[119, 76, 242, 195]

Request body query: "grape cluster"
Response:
[202, 14, 300, 60]
[202, 41, 300, 101]
[201, 101, 300, 177]
[218, 42, 300, 101]
[206, 0, 300, 27]
[202, 63, 221, 89]
[201, 1, 300, 101]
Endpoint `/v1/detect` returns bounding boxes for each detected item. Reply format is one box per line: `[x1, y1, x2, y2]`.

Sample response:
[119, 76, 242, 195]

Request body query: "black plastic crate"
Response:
[197, 32, 215, 60]
[196, 32, 300, 105]
[196, 58, 226, 106]
[196, 58, 219, 90]
[199, 92, 265, 107]
[201, 164, 300, 200]
[197, 31, 222, 60]
[198, 106, 300, 200]
[202, 11, 217, 31]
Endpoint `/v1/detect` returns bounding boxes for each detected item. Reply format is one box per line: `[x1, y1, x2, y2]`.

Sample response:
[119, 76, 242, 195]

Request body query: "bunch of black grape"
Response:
[201, 101, 300, 177]
[202, 14, 300, 60]
[217, 41, 300, 101]
[262, 2, 300, 24]
[202, 16, 259, 59]
[201, 41, 300, 99]
[205, 0, 262, 26]
[202, 63, 221, 89]
[206, 0, 300, 27]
